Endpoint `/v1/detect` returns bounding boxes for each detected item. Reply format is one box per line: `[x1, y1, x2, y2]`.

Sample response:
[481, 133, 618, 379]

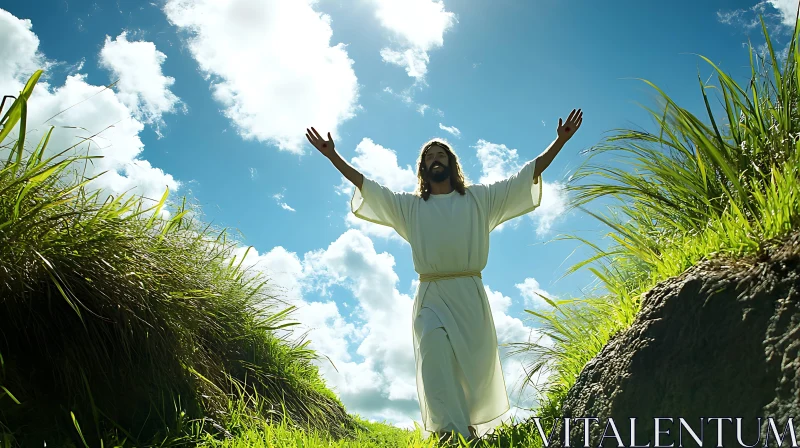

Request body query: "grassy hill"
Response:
[0, 71, 365, 447]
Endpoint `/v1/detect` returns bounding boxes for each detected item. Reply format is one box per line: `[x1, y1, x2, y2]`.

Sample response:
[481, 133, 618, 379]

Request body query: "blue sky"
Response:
[2, 0, 796, 432]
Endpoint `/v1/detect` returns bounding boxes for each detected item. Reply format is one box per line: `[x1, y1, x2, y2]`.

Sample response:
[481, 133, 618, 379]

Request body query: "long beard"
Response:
[427, 163, 451, 183]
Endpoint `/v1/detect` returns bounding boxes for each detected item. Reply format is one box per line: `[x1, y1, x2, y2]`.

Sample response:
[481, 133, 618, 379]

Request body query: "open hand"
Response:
[305, 127, 335, 158]
[557, 109, 583, 141]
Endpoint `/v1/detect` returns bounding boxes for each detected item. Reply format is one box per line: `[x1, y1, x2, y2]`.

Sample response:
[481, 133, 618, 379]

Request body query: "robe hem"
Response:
[421, 403, 512, 432]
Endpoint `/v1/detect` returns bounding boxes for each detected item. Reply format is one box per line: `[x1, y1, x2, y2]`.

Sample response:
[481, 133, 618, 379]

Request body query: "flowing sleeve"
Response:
[350, 178, 413, 241]
[484, 159, 543, 232]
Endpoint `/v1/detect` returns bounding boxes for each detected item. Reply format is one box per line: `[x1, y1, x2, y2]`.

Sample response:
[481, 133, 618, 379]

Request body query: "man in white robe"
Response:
[305, 109, 583, 442]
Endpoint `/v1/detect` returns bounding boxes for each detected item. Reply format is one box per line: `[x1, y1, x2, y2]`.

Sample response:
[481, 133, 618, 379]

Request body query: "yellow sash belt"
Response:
[418, 270, 482, 282]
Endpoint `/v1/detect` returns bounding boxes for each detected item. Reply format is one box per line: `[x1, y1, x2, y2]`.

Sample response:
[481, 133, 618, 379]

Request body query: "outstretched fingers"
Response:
[570, 109, 583, 124]
[573, 110, 583, 128]
[566, 108, 577, 123]
[306, 128, 318, 144]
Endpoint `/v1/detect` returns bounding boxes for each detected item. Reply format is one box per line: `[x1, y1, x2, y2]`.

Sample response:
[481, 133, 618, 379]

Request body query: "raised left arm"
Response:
[533, 108, 583, 179]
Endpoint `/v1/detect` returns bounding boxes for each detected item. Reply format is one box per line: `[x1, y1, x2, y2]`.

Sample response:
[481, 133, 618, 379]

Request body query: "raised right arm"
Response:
[306, 127, 364, 190]
[327, 150, 363, 190]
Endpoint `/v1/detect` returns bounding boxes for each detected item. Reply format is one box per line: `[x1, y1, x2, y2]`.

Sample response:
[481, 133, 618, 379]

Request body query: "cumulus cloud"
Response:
[0, 10, 44, 81]
[350, 138, 417, 191]
[99, 31, 183, 136]
[438, 122, 460, 138]
[163, 0, 359, 154]
[0, 8, 179, 203]
[475, 139, 523, 184]
[231, 230, 419, 427]
[473, 139, 567, 235]
[370, 0, 456, 80]
[515, 277, 553, 309]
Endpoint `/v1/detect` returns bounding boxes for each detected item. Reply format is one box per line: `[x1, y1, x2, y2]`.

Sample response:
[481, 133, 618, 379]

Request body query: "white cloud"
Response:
[371, 0, 455, 50]
[473, 139, 567, 235]
[65, 58, 86, 75]
[0, 9, 179, 204]
[99, 31, 183, 136]
[250, 167, 258, 180]
[383, 85, 433, 117]
[716, 8, 760, 28]
[272, 190, 296, 212]
[370, 0, 456, 80]
[383, 86, 413, 105]
[0, 10, 44, 81]
[767, 0, 799, 26]
[717, 0, 797, 29]
[485, 286, 533, 350]
[515, 277, 553, 309]
[163, 0, 359, 154]
[475, 139, 522, 184]
[233, 231, 419, 427]
[350, 138, 417, 192]
[438, 122, 460, 138]
[381, 48, 429, 80]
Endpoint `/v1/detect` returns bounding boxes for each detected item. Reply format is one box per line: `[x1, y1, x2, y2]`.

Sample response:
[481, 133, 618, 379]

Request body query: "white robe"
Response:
[350, 159, 543, 435]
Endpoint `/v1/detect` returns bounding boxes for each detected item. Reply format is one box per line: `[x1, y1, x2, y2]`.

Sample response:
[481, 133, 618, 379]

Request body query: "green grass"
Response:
[508, 15, 800, 440]
[0, 71, 360, 447]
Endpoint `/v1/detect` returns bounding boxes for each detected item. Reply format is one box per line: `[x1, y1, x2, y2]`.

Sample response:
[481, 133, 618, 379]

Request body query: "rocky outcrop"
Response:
[545, 232, 800, 448]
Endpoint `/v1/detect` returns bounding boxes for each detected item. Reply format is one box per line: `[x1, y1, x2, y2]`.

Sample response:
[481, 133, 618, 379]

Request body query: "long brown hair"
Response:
[415, 138, 469, 201]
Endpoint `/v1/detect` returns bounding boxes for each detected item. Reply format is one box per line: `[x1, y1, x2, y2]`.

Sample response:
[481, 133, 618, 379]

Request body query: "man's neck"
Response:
[429, 179, 454, 195]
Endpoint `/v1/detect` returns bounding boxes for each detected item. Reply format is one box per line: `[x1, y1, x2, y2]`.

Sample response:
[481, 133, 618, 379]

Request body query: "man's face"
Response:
[424, 145, 451, 183]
